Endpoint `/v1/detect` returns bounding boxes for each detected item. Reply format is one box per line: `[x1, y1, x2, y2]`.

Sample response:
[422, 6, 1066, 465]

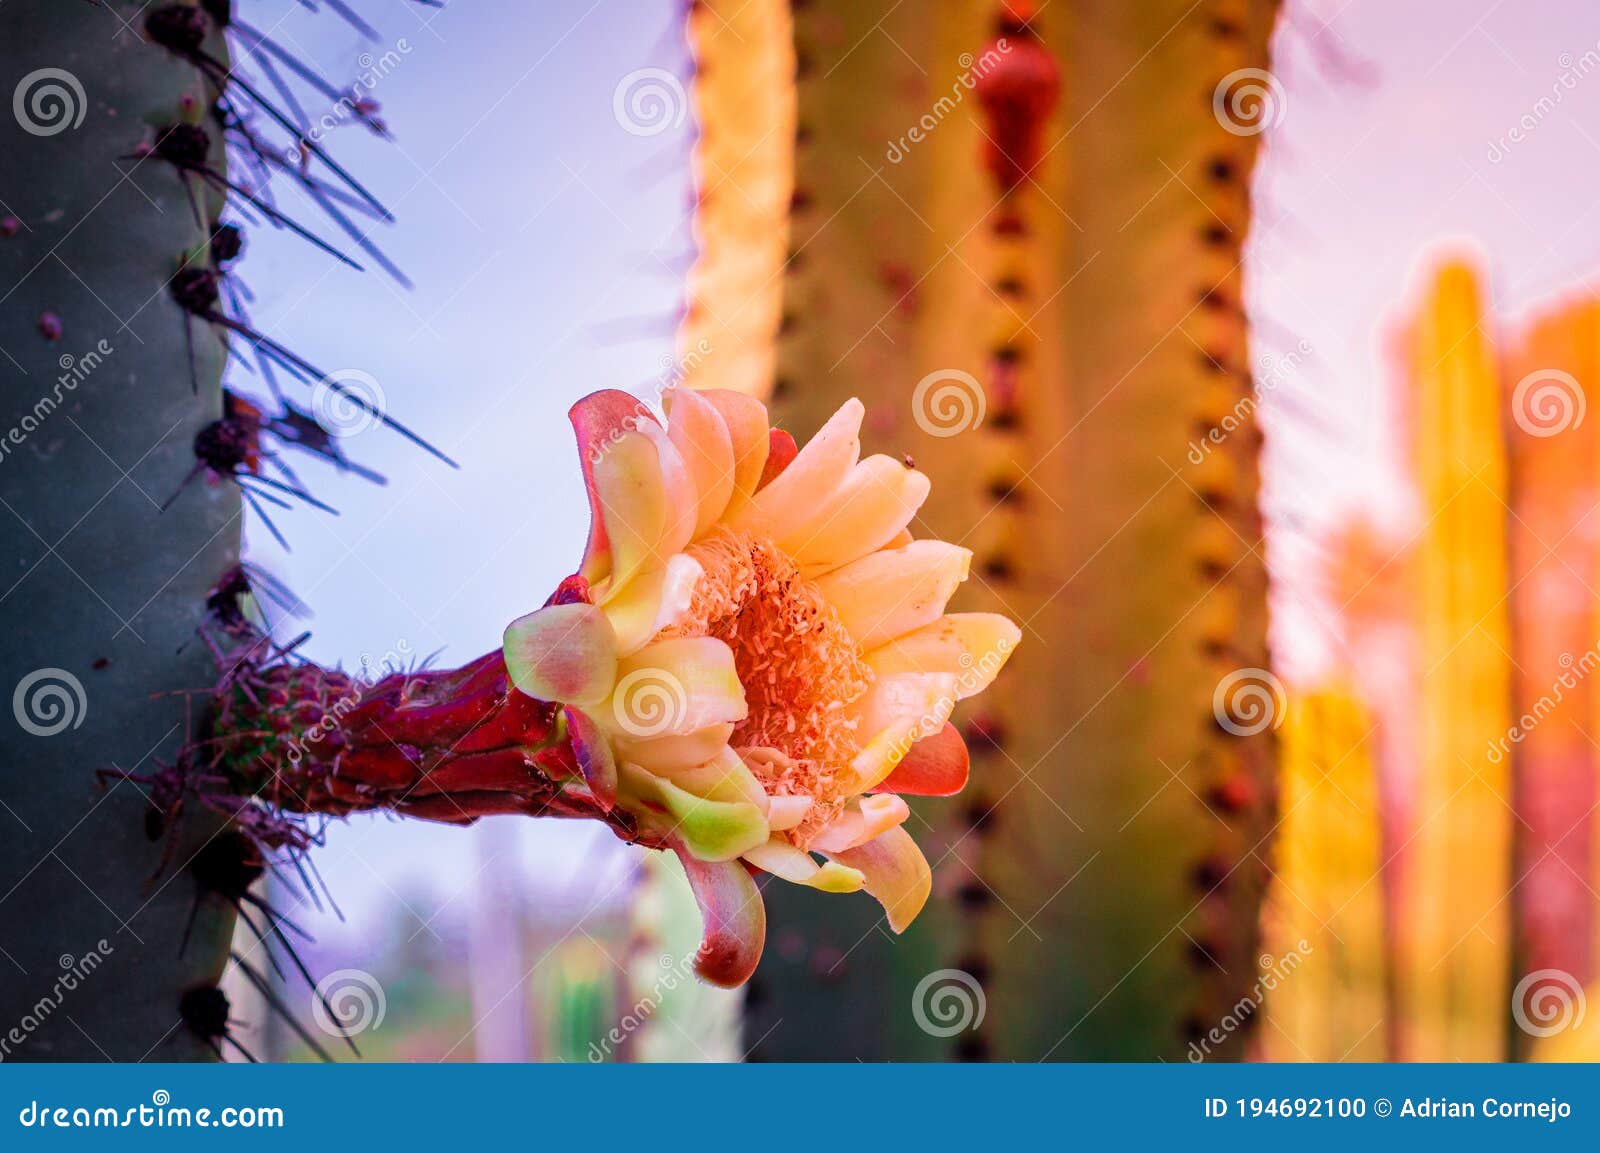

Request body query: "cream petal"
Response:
[783, 455, 932, 578]
[654, 747, 770, 810]
[622, 763, 768, 862]
[850, 671, 960, 745]
[765, 794, 814, 832]
[866, 613, 1022, 698]
[850, 718, 921, 793]
[502, 602, 618, 706]
[744, 838, 865, 892]
[699, 388, 770, 514]
[727, 398, 863, 539]
[814, 540, 972, 649]
[607, 636, 746, 738]
[826, 826, 932, 932]
[665, 386, 737, 536]
[615, 722, 736, 772]
[809, 794, 911, 853]
[600, 553, 704, 656]
[589, 427, 696, 593]
[569, 389, 658, 583]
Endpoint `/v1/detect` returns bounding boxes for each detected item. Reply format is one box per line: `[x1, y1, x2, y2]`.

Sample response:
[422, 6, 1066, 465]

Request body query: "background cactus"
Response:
[710, 0, 1285, 1060]
[1260, 687, 1387, 1061]
[0, 0, 239, 1061]
[1504, 298, 1599, 1063]
[1400, 261, 1513, 1061]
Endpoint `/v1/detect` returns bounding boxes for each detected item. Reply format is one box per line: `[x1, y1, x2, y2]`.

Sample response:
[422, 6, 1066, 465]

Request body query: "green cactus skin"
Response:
[744, 0, 1281, 1061]
[0, 0, 239, 1060]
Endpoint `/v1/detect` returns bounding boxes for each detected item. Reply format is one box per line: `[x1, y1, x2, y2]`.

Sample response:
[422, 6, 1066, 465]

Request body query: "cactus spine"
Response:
[727, 0, 1282, 1060]
[0, 0, 238, 1060]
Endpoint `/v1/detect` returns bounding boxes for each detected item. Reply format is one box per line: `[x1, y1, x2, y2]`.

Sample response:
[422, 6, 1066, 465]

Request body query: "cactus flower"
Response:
[504, 388, 1020, 985]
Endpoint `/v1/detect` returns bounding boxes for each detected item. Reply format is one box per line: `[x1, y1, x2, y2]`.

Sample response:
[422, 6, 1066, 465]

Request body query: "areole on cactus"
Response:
[204, 387, 1019, 988]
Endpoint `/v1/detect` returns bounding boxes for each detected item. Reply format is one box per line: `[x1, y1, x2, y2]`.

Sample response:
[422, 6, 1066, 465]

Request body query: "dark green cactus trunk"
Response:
[0, 0, 238, 1060]
[745, 0, 1280, 1060]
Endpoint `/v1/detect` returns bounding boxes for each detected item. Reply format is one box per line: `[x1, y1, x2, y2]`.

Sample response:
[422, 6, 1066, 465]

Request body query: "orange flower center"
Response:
[665, 528, 874, 841]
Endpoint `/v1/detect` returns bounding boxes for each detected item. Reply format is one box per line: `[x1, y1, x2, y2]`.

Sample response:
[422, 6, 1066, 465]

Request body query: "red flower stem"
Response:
[210, 647, 642, 841]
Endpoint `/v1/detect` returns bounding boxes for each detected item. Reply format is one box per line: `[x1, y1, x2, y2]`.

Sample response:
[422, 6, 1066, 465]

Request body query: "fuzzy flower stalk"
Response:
[209, 389, 1018, 986]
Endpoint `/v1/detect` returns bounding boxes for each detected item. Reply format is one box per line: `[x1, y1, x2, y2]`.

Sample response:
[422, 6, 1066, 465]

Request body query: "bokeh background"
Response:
[223, 0, 1600, 1059]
